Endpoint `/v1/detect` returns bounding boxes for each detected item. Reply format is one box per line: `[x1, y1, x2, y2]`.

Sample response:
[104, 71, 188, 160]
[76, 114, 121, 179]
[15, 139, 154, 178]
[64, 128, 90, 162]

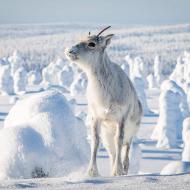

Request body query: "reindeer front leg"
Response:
[87, 119, 100, 177]
[122, 142, 130, 175]
[112, 119, 124, 176]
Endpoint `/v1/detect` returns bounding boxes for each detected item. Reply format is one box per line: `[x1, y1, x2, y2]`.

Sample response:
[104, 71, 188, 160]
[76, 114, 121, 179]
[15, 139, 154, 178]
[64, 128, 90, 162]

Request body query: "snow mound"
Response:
[182, 118, 190, 161]
[161, 161, 190, 175]
[0, 90, 90, 180]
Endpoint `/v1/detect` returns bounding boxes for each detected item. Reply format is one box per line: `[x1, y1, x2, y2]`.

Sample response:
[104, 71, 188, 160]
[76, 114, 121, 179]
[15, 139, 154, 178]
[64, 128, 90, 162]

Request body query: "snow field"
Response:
[0, 24, 190, 189]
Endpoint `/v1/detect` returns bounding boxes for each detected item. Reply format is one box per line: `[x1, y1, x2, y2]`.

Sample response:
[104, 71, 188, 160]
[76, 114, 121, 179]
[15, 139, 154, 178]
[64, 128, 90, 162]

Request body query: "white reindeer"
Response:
[65, 26, 142, 176]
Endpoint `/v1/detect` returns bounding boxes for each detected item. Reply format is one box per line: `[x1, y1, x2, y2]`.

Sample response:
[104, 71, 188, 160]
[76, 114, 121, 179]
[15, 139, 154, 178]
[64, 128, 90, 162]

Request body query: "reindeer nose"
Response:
[69, 49, 74, 54]
[69, 49, 73, 54]
[69, 46, 78, 54]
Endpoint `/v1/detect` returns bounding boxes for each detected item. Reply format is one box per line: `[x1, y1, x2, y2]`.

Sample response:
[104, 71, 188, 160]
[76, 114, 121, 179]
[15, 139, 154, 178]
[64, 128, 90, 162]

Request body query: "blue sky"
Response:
[0, 0, 189, 25]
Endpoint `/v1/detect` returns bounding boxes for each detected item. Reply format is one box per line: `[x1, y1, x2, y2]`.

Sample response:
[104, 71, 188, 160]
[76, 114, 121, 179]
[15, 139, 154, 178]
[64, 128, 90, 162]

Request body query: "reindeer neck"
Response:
[85, 52, 111, 81]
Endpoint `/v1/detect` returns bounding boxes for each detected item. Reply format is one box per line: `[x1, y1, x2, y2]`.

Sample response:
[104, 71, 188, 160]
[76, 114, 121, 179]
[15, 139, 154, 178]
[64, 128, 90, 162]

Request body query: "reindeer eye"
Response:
[88, 42, 96, 48]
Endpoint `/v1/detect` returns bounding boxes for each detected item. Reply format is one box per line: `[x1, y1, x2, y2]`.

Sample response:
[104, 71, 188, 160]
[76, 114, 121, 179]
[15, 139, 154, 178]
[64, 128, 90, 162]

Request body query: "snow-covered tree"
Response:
[151, 80, 189, 148]
[27, 70, 42, 85]
[70, 72, 87, 97]
[42, 58, 68, 88]
[169, 51, 190, 90]
[147, 74, 157, 89]
[14, 67, 27, 94]
[125, 55, 134, 79]
[0, 64, 14, 95]
[8, 50, 25, 75]
[133, 56, 148, 79]
[132, 76, 150, 114]
[154, 55, 165, 86]
[59, 64, 74, 90]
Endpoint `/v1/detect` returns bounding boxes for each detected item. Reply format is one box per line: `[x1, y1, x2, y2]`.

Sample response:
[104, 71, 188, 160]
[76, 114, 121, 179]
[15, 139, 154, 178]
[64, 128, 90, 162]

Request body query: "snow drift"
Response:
[0, 90, 90, 180]
[161, 161, 190, 175]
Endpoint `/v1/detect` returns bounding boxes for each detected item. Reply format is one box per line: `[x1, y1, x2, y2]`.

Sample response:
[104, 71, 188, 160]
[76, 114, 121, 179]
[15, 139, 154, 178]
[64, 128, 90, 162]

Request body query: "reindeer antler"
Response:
[97, 26, 111, 36]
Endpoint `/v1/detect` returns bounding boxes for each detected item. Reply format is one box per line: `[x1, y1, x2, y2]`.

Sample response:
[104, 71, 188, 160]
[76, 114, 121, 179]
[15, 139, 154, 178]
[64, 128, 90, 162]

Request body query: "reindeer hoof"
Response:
[123, 167, 129, 176]
[112, 165, 123, 176]
[87, 166, 99, 177]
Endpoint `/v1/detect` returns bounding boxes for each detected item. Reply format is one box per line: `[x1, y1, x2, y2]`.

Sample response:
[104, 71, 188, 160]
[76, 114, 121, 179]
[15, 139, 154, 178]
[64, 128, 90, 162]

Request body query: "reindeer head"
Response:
[65, 26, 114, 70]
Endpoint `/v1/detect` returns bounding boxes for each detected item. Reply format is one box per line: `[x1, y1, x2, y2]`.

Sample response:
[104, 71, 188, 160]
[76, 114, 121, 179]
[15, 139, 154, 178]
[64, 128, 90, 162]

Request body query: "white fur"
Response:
[65, 33, 142, 176]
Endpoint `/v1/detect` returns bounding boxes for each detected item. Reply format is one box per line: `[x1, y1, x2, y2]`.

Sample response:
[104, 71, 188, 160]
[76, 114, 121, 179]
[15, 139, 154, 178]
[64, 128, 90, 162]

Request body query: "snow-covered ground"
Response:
[0, 23, 190, 189]
[0, 91, 189, 189]
[1, 174, 190, 190]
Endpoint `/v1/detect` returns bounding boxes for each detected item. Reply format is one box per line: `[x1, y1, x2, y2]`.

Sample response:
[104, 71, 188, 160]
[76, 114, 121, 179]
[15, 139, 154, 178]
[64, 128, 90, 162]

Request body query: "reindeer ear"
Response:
[104, 34, 114, 46]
